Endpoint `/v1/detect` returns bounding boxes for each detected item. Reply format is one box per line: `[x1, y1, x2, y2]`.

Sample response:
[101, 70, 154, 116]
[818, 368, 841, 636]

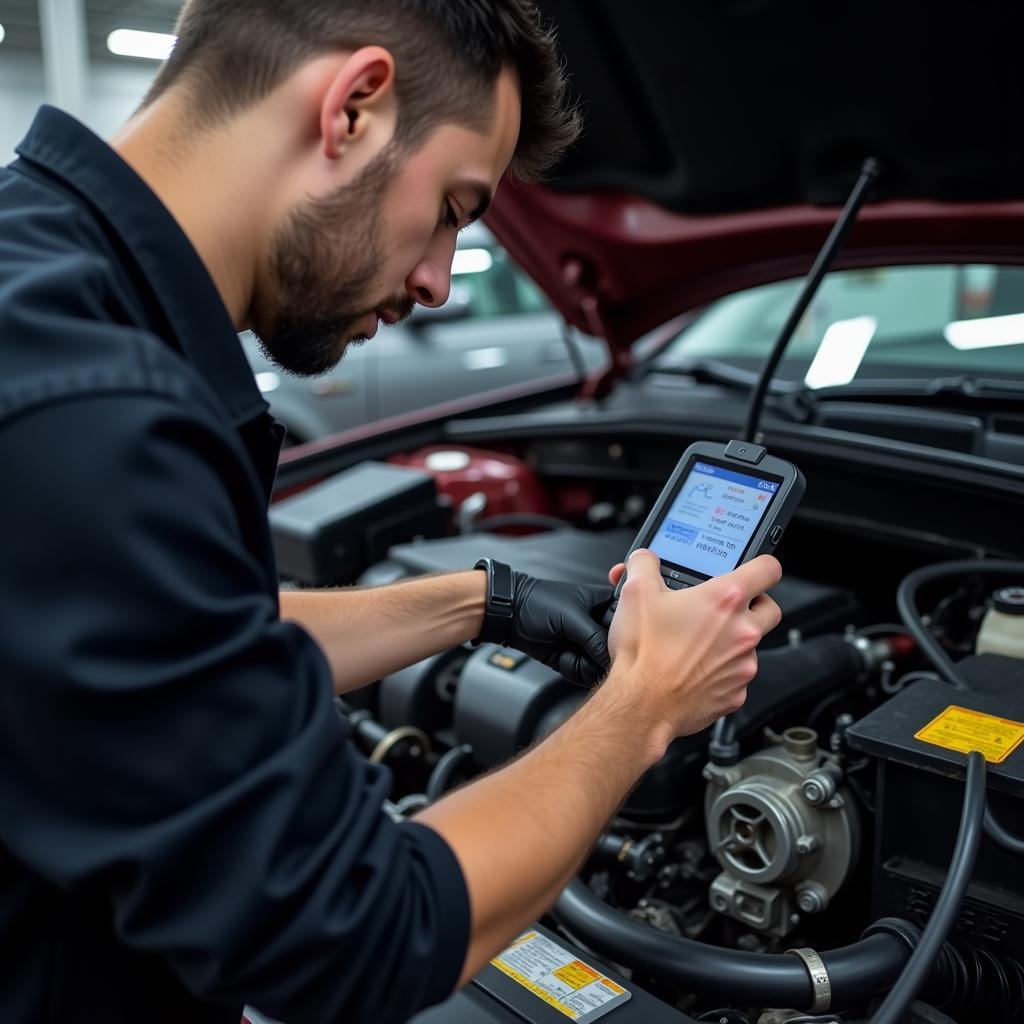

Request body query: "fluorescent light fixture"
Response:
[452, 248, 493, 276]
[804, 316, 877, 390]
[254, 372, 280, 394]
[0, 24, 6, 45]
[944, 312, 1024, 351]
[107, 28, 176, 61]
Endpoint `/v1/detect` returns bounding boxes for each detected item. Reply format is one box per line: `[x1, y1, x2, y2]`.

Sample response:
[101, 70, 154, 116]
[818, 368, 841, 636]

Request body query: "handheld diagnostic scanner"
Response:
[612, 439, 805, 602]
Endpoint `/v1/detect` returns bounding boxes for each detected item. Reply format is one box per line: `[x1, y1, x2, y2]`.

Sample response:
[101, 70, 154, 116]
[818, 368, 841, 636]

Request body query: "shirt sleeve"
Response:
[0, 391, 470, 1024]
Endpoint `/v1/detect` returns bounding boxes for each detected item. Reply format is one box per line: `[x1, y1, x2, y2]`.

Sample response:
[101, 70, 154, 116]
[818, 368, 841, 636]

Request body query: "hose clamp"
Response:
[368, 726, 430, 765]
[785, 946, 831, 1013]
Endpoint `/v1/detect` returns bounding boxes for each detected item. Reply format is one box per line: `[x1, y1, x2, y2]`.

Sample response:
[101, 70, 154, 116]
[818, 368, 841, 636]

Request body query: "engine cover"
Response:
[367, 527, 859, 648]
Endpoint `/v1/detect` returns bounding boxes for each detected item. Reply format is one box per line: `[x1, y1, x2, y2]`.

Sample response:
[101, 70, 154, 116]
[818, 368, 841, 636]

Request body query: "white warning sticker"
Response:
[490, 931, 631, 1021]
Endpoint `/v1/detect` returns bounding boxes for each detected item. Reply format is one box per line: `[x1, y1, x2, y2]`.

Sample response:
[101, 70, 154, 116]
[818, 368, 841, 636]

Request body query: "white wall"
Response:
[0, 52, 158, 160]
[0, 54, 47, 159]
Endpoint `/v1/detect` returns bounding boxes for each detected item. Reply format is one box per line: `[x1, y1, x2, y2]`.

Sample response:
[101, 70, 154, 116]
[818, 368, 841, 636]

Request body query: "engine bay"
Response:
[272, 438, 1024, 1024]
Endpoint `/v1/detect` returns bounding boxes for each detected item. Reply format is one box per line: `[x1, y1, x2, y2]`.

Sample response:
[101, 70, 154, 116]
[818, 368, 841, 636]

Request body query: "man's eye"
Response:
[443, 200, 460, 230]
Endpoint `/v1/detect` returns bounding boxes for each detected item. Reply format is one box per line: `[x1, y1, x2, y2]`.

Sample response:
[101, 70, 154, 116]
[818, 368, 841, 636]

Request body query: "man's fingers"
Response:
[560, 605, 611, 668]
[581, 583, 615, 614]
[726, 555, 783, 601]
[557, 650, 602, 687]
[608, 563, 626, 587]
[749, 593, 783, 637]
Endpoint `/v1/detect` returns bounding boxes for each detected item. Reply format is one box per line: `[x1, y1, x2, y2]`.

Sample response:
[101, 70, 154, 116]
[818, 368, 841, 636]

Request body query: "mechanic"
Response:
[0, 2, 783, 1022]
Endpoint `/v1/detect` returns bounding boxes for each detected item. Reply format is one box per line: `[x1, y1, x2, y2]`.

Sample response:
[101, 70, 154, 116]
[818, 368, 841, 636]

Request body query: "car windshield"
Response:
[653, 264, 1024, 386]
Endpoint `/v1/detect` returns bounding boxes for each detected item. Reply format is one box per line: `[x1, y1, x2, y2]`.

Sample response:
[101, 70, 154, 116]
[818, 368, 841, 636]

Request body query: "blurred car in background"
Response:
[242, 223, 606, 444]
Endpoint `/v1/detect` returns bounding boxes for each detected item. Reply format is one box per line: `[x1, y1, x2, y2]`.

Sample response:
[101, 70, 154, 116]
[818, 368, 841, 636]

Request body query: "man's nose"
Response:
[406, 234, 456, 308]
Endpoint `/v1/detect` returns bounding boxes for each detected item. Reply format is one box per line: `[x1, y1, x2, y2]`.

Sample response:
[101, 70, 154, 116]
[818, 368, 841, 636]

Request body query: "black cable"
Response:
[984, 806, 1024, 855]
[895, 560, 1024, 689]
[554, 879, 910, 1005]
[868, 751, 987, 1024]
[708, 714, 740, 765]
[742, 156, 881, 442]
[425, 744, 474, 801]
[785, 1017, 845, 1024]
[884, 670, 941, 697]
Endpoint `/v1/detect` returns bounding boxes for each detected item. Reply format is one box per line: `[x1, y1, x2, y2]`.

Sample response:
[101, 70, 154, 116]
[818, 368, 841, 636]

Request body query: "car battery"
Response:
[410, 923, 692, 1024]
[270, 461, 445, 585]
[845, 656, 1024, 961]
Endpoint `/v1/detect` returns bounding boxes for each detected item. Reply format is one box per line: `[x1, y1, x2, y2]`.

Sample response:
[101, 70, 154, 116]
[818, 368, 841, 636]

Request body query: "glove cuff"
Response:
[472, 558, 516, 645]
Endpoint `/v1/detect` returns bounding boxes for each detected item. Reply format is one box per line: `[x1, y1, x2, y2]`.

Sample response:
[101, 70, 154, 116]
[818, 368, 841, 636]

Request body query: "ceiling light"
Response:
[945, 312, 1024, 351]
[107, 28, 176, 61]
[804, 316, 877, 390]
[0, 24, 6, 45]
[452, 248, 493, 276]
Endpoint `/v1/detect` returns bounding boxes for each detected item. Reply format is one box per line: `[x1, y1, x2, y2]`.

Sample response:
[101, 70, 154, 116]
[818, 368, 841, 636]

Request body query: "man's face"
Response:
[254, 69, 522, 377]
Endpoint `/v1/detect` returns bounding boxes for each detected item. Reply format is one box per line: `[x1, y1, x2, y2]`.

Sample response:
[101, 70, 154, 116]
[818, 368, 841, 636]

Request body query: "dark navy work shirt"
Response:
[0, 106, 469, 1024]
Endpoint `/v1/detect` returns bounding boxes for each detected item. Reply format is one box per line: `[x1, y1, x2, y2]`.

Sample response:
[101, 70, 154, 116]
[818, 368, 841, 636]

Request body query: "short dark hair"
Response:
[144, 0, 580, 182]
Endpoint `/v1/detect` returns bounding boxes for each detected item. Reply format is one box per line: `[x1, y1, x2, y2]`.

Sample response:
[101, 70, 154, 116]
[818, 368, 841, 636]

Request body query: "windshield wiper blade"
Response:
[656, 363, 1024, 423]
[655, 357, 802, 395]
[811, 374, 1024, 401]
[781, 374, 1024, 420]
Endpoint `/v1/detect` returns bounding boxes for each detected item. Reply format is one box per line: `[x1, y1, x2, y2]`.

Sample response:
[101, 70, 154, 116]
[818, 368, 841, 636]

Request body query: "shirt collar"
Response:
[15, 105, 268, 428]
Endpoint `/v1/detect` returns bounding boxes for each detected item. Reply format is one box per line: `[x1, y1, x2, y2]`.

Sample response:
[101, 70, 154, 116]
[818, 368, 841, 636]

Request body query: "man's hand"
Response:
[604, 549, 782, 746]
[420, 549, 783, 988]
[505, 572, 614, 686]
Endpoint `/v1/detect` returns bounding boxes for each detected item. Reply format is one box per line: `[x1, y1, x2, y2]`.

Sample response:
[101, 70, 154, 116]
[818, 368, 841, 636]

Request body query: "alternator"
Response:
[703, 727, 859, 937]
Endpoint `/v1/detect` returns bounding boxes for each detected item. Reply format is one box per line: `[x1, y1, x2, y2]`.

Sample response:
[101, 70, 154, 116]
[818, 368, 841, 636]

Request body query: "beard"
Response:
[255, 143, 415, 377]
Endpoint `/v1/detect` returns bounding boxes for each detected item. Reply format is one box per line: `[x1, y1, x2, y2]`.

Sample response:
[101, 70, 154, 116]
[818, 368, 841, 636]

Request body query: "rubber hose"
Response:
[425, 744, 474, 801]
[554, 879, 910, 1006]
[895, 560, 1024, 689]
[709, 714, 740, 765]
[868, 751, 986, 1024]
[984, 806, 1024, 856]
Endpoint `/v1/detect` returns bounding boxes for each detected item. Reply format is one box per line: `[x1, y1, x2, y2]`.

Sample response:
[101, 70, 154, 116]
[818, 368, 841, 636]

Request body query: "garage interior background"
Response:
[0, 0, 174, 158]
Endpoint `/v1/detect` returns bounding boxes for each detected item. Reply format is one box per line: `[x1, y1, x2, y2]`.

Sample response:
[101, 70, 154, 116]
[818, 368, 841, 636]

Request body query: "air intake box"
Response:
[270, 461, 444, 585]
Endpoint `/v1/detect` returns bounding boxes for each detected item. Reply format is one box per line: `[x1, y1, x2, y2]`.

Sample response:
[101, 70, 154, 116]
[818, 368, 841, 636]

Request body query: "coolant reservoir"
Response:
[976, 586, 1024, 660]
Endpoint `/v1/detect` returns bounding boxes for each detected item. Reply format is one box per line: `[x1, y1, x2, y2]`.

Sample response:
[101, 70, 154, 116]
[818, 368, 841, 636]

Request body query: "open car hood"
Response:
[486, 0, 1024, 378]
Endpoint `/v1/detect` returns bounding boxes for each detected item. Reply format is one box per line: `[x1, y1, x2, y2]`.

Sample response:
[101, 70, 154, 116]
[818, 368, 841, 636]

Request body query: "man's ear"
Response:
[320, 46, 397, 160]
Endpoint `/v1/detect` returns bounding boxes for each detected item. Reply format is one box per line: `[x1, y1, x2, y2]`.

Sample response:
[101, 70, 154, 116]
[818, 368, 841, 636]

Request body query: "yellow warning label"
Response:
[491, 961, 579, 1019]
[490, 931, 630, 1021]
[554, 961, 600, 990]
[915, 705, 1024, 764]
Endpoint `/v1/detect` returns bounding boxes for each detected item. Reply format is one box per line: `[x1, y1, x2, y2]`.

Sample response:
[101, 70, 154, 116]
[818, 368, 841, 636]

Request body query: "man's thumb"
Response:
[625, 548, 661, 578]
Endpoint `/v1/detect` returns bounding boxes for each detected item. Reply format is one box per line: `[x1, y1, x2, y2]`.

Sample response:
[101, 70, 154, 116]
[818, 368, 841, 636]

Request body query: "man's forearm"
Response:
[416, 670, 670, 987]
[280, 572, 486, 693]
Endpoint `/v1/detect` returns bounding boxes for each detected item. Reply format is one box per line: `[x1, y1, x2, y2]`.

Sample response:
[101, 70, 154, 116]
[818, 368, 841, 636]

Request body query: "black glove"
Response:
[474, 558, 613, 686]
